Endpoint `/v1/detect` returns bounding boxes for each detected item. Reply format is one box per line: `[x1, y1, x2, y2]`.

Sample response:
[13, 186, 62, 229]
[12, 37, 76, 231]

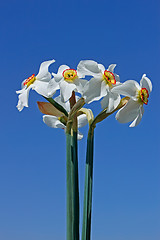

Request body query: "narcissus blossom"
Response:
[40, 96, 88, 140]
[111, 74, 152, 127]
[16, 60, 59, 111]
[51, 65, 87, 102]
[77, 60, 121, 112]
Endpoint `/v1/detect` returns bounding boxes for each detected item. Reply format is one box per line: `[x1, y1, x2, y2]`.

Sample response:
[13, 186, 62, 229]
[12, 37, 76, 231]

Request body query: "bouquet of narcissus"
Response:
[16, 59, 152, 240]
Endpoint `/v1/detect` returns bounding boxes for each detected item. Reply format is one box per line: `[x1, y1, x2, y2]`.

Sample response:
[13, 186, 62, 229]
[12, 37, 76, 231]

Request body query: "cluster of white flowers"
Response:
[16, 59, 152, 131]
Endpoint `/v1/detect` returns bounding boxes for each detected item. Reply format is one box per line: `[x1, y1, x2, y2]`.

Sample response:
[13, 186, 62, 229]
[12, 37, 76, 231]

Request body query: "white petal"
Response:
[107, 64, 116, 73]
[101, 92, 121, 112]
[108, 93, 121, 112]
[140, 74, 152, 94]
[57, 65, 70, 75]
[98, 64, 105, 73]
[54, 74, 63, 83]
[77, 60, 102, 78]
[74, 78, 88, 95]
[101, 94, 109, 110]
[32, 81, 54, 98]
[54, 95, 70, 112]
[83, 77, 106, 104]
[43, 115, 65, 129]
[112, 80, 140, 99]
[60, 80, 76, 102]
[36, 59, 55, 81]
[113, 93, 121, 109]
[77, 130, 83, 140]
[107, 64, 120, 82]
[77, 114, 88, 128]
[16, 87, 31, 111]
[114, 73, 120, 82]
[116, 99, 140, 123]
[47, 78, 60, 97]
[54, 65, 70, 83]
[129, 105, 144, 127]
[107, 95, 115, 112]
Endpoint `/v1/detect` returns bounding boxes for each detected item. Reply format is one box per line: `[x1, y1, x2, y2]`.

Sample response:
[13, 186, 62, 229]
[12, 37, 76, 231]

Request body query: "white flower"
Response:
[16, 60, 59, 111]
[111, 74, 152, 127]
[42, 96, 88, 140]
[77, 60, 121, 112]
[52, 65, 87, 103]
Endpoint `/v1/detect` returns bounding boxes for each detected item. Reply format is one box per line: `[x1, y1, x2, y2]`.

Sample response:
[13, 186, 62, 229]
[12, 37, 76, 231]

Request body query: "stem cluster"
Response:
[45, 93, 129, 240]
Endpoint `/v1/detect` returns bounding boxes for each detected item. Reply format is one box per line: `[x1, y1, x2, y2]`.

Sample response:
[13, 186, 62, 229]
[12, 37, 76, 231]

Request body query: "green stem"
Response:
[70, 91, 79, 240]
[82, 128, 94, 240]
[72, 131, 79, 240]
[66, 132, 74, 240]
[66, 91, 80, 240]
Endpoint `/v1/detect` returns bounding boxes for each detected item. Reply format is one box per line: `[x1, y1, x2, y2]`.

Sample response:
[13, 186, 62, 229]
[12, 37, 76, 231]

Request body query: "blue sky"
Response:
[0, 0, 159, 239]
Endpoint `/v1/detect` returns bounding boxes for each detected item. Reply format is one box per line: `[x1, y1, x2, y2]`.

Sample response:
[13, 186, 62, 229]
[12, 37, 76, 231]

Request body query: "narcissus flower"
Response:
[77, 60, 121, 112]
[38, 96, 88, 140]
[16, 60, 59, 111]
[111, 74, 152, 127]
[51, 65, 87, 102]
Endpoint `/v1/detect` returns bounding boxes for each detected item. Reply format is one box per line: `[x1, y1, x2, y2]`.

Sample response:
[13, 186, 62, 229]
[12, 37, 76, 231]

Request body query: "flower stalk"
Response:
[82, 128, 94, 240]
[66, 91, 82, 240]
[66, 131, 74, 240]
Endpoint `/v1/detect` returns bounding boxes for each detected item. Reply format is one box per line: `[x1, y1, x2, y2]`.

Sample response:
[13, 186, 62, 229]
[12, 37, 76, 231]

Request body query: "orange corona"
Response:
[138, 88, 149, 105]
[63, 69, 77, 82]
[24, 74, 36, 87]
[103, 70, 116, 85]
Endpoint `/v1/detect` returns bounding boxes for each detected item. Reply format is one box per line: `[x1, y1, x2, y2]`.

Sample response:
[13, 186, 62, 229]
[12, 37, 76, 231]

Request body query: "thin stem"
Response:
[66, 132, 74, 240]
[82, 128, 94, 240]
[91, 96, 130, 129]
[65, 91, 80, 240]
[72, 130, 79, 240]
[69, 91, 80, 240]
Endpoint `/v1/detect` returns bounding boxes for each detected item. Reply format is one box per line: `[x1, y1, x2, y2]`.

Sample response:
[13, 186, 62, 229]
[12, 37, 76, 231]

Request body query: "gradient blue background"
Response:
[0, 0, 159, 239]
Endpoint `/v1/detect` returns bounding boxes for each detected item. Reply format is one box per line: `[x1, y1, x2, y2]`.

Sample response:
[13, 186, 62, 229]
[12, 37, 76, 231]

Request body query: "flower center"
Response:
[23, 74, 36, 88]
[103, 70, 116, 86]
[63, 69, 77, 82]
[138, 88, 149, 105]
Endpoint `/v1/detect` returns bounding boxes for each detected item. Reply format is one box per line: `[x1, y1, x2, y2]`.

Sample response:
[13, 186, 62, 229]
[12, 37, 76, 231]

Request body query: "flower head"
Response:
[111, 74, 152, 127]
[52, 65, 87, 102]
[77, 60, 121, 112]
[16, 60, 59, 111]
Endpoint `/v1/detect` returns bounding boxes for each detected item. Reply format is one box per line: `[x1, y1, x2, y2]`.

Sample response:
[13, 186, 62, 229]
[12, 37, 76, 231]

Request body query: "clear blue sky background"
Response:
[0, 0, 159, 239]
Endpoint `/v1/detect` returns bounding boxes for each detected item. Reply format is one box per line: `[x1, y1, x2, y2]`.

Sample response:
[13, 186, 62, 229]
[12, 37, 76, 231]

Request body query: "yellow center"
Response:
[63, 69, 77, 82]
[138, 88, 149, 105]
[103, 70, 116, 86]
[23, 74, 36, 88]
